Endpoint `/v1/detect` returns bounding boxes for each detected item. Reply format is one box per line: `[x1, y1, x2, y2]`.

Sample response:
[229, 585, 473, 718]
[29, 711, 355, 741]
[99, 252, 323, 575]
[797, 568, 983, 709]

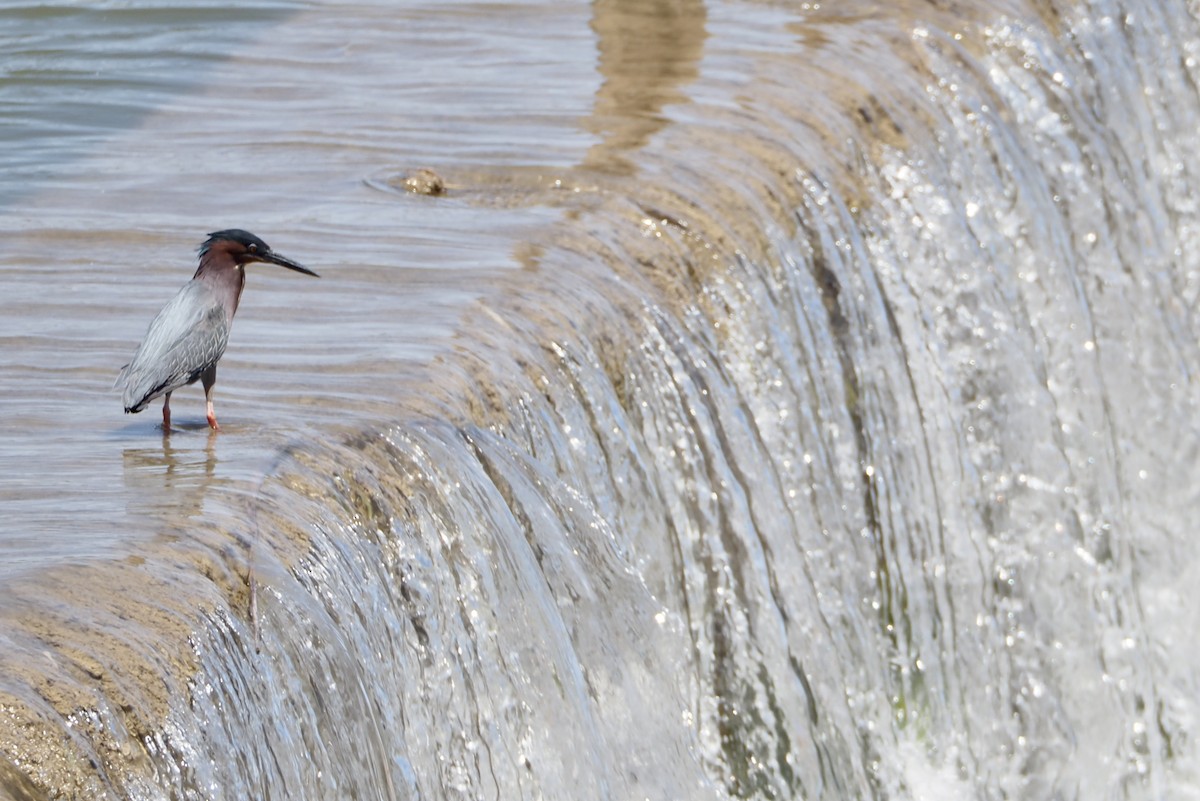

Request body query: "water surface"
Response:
[3, 0, 1200, 799]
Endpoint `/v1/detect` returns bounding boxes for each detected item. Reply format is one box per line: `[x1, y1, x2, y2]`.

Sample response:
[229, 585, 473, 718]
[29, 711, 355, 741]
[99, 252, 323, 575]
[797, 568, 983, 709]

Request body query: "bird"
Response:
[116, 229, 318, 432]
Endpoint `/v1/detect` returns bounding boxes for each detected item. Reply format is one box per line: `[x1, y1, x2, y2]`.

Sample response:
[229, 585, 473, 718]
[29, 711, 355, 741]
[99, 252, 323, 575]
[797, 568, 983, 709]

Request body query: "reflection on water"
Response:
[3, 0, 1200, 799]
[121, 429, 219, 521]
[364, 0, 707, 207]
[585, 0, 707, 174]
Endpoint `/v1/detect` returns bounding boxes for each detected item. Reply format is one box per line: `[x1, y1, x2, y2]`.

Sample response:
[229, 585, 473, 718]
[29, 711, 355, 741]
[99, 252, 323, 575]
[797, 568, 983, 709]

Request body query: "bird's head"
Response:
[198, 229, 319, 276]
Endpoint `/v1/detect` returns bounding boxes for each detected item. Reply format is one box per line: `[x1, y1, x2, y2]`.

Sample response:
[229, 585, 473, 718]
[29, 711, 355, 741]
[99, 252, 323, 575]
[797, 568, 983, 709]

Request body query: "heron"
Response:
[116, 229, 318, 431]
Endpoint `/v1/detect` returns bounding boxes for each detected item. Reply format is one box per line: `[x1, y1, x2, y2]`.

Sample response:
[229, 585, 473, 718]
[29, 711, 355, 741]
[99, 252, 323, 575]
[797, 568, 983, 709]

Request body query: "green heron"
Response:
[116, 229, 318, 431]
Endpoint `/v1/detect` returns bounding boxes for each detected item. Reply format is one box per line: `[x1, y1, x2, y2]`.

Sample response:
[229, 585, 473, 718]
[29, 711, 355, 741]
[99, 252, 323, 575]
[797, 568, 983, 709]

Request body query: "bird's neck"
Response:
[194, 257, 245, 319]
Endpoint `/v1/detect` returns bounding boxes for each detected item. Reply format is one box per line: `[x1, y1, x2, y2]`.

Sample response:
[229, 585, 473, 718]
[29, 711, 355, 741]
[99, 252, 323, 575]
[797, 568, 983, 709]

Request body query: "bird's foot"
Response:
[205, 397, 220, 431]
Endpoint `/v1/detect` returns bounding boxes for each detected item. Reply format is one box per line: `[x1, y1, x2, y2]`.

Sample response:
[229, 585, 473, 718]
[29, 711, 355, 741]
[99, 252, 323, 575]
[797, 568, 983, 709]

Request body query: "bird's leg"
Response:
[202, 365, 220, 431]
[162, 391, 172, 432]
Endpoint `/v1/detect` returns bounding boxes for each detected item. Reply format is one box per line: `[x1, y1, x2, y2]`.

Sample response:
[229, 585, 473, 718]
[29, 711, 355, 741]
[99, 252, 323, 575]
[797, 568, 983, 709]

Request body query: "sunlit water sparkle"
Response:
[2, 0, 1200, 799]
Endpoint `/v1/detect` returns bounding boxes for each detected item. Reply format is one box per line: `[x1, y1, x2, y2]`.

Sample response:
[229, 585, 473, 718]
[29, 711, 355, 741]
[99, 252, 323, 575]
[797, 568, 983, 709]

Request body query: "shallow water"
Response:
[0, 0, 590, 571]
[3, 0, 1200, 799]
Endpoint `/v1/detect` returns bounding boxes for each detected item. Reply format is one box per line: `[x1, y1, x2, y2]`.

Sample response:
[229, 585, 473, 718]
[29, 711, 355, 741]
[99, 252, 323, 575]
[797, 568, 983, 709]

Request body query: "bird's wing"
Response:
[117, 281, 230, 412]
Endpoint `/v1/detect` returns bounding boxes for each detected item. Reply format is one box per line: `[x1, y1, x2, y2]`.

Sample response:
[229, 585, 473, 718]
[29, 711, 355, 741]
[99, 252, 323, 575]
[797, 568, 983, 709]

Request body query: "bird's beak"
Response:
[261, 250, 319, 277]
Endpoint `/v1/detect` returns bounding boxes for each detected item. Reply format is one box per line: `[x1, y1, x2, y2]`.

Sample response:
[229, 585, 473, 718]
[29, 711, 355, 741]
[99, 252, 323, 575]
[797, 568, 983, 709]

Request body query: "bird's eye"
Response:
[249, 243, 258, 252]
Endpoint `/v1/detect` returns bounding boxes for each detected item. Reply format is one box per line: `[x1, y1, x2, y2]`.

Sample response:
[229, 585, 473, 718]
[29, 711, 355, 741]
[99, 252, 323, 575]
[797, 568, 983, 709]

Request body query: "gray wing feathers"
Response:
[116, 281, 230, 412]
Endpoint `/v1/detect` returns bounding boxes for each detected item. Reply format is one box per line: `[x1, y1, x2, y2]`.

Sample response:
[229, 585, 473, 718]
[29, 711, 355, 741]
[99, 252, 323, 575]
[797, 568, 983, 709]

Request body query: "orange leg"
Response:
[202, 366, 220, 431]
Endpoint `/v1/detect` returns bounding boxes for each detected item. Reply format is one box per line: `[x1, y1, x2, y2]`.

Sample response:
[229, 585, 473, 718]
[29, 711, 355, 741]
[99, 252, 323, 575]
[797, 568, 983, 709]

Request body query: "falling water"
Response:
[3, 0, 1200, 799]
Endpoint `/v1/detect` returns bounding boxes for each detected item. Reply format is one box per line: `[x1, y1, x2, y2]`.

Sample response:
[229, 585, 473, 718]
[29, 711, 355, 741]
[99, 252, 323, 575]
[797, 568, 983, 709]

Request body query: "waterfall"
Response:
[3, 1, 1200, 799]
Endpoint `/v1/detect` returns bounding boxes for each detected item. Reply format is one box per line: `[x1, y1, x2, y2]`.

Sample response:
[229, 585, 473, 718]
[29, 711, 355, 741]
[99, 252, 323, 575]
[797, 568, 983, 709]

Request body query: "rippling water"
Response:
[0, 0, 588, 569]
[3, 0, 1200, 799]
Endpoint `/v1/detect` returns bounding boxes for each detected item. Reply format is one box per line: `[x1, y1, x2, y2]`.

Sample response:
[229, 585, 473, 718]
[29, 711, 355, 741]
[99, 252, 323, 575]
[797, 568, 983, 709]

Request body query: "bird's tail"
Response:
[113, 363, 130, 391]
[114, 363, 151, 412]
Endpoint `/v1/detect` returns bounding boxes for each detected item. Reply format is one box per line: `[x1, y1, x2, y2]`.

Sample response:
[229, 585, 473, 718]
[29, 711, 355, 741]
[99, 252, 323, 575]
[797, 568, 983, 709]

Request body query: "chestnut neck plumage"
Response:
[193, 241, 246, 320]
